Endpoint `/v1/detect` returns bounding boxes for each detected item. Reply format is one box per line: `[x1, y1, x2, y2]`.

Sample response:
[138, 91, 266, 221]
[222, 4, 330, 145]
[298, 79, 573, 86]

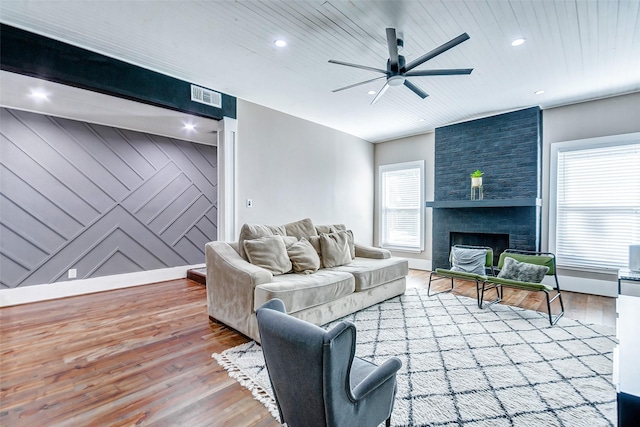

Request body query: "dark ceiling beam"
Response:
[0, 24, 236, 120]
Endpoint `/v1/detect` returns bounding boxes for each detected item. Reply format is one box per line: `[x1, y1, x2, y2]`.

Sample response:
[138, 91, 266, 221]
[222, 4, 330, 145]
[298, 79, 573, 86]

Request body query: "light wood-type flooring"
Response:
[0, 270, 616, 426]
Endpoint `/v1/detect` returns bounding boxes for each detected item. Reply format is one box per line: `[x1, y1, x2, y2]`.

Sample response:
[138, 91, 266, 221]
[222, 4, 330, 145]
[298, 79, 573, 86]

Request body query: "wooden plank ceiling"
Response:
[1, 0, 639, 142]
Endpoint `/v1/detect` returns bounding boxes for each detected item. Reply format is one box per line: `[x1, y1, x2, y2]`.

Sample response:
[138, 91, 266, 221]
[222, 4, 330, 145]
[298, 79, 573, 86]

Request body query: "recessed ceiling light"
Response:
[183, 123, 196, 131]
[535, 90, 545, 95]
[30, 89, 48, 100]
[274, 39, 287, 48]
[418, 119, 425, 122]
[367, 90, 376, 95]
[511, 38, 526, 46]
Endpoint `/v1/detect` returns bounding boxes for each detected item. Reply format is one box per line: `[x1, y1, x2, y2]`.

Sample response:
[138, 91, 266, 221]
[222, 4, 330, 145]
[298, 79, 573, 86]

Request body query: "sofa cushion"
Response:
[320, 230, 353, 267]
[329, 257, 409, 291]
[283, 218, 318, 239]
[238, 223, 286, 260]
[243, 236, 292, 275]
[254, 270, 355, 314]
[287, 238, 321, 274]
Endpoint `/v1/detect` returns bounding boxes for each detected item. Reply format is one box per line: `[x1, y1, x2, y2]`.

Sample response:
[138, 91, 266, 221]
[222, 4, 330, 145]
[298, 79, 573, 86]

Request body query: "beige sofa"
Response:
[206, 218, 408, 342]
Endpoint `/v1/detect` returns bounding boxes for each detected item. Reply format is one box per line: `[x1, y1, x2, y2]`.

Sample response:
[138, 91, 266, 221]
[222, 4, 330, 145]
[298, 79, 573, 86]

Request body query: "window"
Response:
[379, 161, 425, 252]
[551, 135, 640, 269]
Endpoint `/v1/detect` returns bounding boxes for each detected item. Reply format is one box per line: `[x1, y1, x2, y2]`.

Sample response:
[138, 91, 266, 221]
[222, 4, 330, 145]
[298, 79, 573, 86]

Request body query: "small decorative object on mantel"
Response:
[470, 170, 484, 200]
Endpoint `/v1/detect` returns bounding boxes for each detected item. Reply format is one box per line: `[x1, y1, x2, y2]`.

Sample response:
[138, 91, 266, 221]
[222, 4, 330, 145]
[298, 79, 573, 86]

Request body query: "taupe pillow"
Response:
[320, 231, 353, 268]
[287, 238, 321, 274]
[315, 224, 347, 234]
[282, 235, 299, 248]
[308, 235, 323, 268]
[283, 218, 318, 239]
[498, 257, 549, 283]
[243, 236, 292, 275]
[344, 229, 355, 259]
[238, 223, 286, 260]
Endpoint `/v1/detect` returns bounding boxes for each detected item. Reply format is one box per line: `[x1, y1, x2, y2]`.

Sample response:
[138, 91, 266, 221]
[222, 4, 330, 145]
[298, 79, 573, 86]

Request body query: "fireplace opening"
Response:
[450, 232, 510, 266]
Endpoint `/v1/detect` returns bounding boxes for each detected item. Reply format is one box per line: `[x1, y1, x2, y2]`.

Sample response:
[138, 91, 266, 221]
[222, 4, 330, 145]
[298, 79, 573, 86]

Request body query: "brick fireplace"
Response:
[430, 107, 542, 269]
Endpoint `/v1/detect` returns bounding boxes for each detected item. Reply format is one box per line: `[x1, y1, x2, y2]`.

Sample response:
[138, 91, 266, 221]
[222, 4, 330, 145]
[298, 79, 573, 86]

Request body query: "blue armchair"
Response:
[256, 299, 402, 427]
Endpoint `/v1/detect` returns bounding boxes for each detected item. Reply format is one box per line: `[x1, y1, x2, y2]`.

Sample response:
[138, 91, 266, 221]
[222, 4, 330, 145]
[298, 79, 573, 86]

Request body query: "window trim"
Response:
[378, 160, 425, 253]
[549, 131, 640, 269]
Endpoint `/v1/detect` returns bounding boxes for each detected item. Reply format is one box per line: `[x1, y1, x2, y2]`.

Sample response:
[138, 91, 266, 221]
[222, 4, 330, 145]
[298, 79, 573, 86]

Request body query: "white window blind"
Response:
[379, 161, 425, 252]
[555, 142, 640, 269]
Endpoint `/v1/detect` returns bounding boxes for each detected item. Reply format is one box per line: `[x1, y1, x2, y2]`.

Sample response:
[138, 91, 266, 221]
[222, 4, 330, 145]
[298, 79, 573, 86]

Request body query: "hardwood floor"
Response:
[0, 270, 616, 426]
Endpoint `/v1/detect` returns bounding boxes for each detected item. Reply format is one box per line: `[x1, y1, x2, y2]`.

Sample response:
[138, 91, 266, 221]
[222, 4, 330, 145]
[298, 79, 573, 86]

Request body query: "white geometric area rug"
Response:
[212, 288, 617, 427]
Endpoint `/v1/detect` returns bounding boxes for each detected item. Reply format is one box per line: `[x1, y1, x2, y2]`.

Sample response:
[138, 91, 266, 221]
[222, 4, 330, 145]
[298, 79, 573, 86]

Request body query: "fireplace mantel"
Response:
[426, 198, 541, 208]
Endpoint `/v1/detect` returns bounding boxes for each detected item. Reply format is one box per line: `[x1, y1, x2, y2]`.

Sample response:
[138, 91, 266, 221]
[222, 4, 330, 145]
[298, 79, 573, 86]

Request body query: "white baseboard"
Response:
[0, 264, 205, 307]
[552, 274, 617, 297]
[408, 259, 432, 271]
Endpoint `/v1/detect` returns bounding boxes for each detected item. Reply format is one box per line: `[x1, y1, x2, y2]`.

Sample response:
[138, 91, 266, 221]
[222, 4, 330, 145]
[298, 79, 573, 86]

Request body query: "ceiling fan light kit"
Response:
[387, 75, 406, 86]
[329, 28, 473, 104]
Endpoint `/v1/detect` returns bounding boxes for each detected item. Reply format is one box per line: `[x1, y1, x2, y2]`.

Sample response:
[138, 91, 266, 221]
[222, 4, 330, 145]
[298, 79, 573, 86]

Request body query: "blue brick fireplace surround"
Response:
[430, 107, 542, 269]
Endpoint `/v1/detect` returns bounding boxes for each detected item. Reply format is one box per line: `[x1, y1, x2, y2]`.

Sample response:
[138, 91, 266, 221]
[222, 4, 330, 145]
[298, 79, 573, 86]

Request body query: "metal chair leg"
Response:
[428, 272, 454, 297]
[479, 280, 502, 309]
[545, 290, 565, 325]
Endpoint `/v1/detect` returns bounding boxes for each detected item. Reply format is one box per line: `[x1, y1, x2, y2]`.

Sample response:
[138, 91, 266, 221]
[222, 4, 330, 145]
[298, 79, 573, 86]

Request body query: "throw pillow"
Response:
[308, 235, 323, 268]
[283, 218, 318, 239]
[314, 225, 353, 258]
[243, 236, 292, 275]
[315, 224, 347, 234]
[282, 235, 299, 248]
[498, 257, 549, 283]
[238, 223, 286, 260]
[345, 229, 355, 259]
[286, 238, 321, 274]
[320, 230, 353, 268]
[450, 246, 487, 275]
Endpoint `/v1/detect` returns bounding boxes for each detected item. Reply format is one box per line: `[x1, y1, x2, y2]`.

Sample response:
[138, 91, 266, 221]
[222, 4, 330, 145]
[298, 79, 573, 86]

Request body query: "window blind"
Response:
[379, 161, 424, 251]
[556, 143, 640, 269]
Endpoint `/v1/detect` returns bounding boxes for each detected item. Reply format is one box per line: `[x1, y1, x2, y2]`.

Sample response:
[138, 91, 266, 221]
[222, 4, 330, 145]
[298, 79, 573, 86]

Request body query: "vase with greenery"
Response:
[470, 170, 484, 188]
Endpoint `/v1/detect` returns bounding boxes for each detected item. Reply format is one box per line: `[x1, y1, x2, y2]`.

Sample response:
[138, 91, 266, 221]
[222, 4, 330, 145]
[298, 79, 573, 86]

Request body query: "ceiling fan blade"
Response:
[332, 76, 386, 93]
[328, 59, 386, 74]
[405, 68, 473, 77]
[404, 33, 470, 72]
[371, 82, 390, 105]
[386, 28, 399, 71]
[403, 80, 429, 99]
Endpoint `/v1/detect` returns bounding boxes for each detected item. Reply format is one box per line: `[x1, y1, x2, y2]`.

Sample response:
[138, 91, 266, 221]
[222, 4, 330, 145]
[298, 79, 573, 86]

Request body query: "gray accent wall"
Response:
[0, 108, 217, 288]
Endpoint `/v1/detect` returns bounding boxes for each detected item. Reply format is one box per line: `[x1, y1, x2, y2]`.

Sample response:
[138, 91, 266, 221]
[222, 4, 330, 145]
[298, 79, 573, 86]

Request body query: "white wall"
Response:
[541, 91, 640, 250]
[540, 91, 640, 296]
[374, 133, 435, 270]
[236, 100, 375, 243]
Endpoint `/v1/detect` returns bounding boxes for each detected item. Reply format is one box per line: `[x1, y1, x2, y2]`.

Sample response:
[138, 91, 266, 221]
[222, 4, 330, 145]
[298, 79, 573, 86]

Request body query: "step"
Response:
[186, 267, 206, 285]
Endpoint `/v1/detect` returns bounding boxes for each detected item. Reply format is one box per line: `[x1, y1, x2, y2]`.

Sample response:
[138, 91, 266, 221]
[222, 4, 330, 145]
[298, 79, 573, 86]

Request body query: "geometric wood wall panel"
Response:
[0, 107, 217, 288]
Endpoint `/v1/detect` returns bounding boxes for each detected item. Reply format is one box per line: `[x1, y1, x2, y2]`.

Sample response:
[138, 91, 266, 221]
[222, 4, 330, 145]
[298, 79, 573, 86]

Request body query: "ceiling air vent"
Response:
[190, 84, 222, 108]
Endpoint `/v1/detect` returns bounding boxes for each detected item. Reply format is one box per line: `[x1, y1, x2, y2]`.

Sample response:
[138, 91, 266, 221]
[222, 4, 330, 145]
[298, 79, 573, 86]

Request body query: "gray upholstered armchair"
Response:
[256, 299, 402, 427]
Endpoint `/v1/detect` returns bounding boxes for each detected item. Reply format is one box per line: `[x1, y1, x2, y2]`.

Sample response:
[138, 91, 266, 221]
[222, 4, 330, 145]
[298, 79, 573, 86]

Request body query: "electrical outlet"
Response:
[246, 198, 253, 208]
[68, 269, 77, 279]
